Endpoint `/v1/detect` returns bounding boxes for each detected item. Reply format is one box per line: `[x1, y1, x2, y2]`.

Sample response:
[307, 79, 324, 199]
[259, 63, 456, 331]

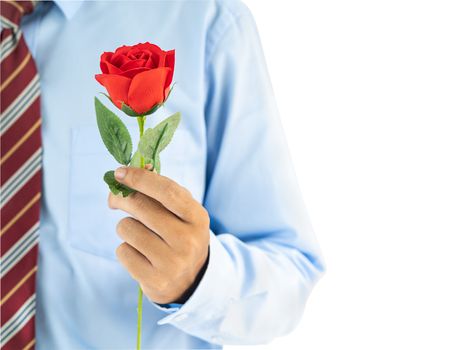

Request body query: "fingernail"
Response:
[115, 167, 127, 180]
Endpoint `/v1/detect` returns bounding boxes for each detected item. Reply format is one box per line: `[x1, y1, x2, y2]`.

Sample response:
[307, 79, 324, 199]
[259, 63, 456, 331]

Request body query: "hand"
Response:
[108, 166, 210, 304]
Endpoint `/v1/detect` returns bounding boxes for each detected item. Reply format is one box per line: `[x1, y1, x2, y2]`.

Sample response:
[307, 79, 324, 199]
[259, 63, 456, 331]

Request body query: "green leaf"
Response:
[100, 92, 125, 112]
[138, 112, 181, 171]
[144, 103, 163, 116]
[104, 171, 135, 197]
[153, 154, 161, 173]
[155, 155, 161, 173]
[129, 150, 143, 168]
[99, 92, 114, 104]
[121, 102, 139, 117]
[95, 97, 132, 165]
[121, 102, 163, 117]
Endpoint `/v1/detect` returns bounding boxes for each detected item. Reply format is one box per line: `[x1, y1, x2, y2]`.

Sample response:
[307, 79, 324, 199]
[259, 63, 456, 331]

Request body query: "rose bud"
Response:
[95, 42, 175, 116]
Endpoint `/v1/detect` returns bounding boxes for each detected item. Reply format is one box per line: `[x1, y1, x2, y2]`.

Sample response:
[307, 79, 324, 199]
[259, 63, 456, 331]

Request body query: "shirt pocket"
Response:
[68, 124, 187, 260]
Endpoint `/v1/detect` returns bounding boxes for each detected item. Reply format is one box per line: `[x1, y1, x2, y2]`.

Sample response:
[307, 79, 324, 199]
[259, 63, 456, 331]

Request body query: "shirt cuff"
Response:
[151, 302, 182, 314]
[155, 230, 237, 334]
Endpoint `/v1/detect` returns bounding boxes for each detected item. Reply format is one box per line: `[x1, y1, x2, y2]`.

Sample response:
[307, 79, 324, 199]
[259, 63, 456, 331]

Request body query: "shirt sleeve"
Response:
[154, 1, 325, 345]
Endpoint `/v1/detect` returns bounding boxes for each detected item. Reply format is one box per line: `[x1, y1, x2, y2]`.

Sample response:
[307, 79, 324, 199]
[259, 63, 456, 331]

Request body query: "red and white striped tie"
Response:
[1, 1, 41, 349]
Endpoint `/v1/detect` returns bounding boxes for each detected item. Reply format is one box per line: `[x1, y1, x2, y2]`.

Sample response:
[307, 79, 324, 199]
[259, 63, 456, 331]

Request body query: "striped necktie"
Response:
[0, 1, 41, 349]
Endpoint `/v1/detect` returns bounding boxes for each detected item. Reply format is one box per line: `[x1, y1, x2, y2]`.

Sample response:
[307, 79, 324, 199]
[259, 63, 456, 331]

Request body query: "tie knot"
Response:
[1, 1, 37, 30]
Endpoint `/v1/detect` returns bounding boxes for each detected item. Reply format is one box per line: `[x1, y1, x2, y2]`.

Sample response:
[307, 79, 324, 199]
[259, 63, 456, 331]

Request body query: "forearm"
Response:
[155, 231, 324, 345]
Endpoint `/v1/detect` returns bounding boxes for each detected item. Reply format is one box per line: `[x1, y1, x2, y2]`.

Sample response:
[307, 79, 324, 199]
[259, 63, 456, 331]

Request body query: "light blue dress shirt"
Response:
[17, 1, 324, 348]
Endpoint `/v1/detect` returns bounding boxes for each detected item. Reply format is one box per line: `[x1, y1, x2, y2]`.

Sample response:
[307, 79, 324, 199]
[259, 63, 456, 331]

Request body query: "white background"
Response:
[233, 1, 463, 349]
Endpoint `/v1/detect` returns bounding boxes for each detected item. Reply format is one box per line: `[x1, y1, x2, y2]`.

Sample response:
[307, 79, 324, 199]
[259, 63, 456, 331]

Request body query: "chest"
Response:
[32, 2, 209, 260]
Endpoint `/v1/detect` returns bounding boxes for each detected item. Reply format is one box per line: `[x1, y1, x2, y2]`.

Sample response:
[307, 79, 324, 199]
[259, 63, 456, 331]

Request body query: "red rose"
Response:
[95, 43, 175, 115]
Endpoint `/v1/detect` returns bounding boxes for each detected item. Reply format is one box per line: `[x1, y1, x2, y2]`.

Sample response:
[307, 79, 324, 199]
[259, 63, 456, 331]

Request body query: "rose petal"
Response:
[111, 53, 131, 67]
[127, 67, 169, 114]
[135, 43, 164, 66]
[100, 52, 114, 73]
[165, 50, 175, 87]
[95, 74, 131, 109]
[101, 61, 123, 75]
[121, 67, 151, 79]
[137, 50, 151, 60]
[120, 59, 147, 71]
[127, 53, 138, 60]
[134, 42, 163, 55]
[114, 45, 131, 55]
[127, 47, 143, 57]
[145, 55, 158, 68]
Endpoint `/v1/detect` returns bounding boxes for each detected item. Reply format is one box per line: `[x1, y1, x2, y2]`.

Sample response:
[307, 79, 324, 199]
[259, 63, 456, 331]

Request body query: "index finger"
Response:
[114, 166, 202, 222]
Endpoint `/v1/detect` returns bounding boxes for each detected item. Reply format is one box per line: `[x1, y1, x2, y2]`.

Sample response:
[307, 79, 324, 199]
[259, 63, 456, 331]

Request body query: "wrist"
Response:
[174, 246, 210, 304]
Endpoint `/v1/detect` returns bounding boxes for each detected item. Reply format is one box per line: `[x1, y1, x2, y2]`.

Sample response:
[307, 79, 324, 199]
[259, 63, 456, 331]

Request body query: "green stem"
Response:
[137, 115, 146, 169]
[137, 286, 143, 350]
[137, 115, 146, 138]
[136, 115, 146, 350]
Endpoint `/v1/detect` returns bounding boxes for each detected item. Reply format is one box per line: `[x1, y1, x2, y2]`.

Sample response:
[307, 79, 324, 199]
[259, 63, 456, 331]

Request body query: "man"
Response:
[0, 0, 324, 349]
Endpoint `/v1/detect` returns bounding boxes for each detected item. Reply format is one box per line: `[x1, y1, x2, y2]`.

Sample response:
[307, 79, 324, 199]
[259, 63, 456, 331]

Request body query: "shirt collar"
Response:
[54, 0, 84, 20]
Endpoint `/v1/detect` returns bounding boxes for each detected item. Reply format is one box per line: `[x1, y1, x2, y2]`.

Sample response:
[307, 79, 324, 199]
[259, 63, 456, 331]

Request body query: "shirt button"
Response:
[172, 313, 188, 322]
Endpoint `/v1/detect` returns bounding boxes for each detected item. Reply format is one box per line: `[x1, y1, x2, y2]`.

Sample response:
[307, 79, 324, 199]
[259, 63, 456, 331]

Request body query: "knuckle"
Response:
[194, 206, 210, 229]
[107, 193, 117, 209]
[115, 242, 129, 260]
[128, 168, 143, 186]
[178, 237, 200, 261]
[164, 182, 179, 201]
[116, 217, 134, 237]
[181, 233, 196, 248]
[130, 192, 147, 210]
[199, 207, 210, 227]
[181, 186, 193, 198]
[198, 228, 210, 247]
[192, 235, 207, 254]
[182, 206, 194, 222]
